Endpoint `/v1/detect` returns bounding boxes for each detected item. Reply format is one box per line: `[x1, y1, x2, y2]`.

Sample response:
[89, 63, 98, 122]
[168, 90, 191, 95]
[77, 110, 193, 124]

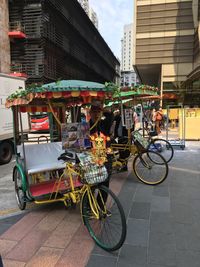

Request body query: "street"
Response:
[0, 157, 18, 215]
[0, 141, 199, 218]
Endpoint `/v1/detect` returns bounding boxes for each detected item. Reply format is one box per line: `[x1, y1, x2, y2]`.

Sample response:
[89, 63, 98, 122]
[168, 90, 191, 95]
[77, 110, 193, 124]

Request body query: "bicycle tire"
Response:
[148, 138, 174, 163]
[81, 185, 126, 251]
[13, 167, 26, 210]
[133, 151, 168, 185]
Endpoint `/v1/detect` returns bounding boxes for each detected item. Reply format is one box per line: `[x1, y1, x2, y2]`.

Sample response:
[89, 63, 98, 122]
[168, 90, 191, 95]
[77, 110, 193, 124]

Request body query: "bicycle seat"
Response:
[58, 151, 76, 162]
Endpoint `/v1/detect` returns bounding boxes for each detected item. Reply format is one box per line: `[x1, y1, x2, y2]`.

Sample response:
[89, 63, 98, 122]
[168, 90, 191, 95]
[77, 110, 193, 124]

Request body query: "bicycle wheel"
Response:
[133, 151, 168, 185]
[81, 185, 126, 251]
[148, 138, 174, 163]
[13, 167, 26, 210]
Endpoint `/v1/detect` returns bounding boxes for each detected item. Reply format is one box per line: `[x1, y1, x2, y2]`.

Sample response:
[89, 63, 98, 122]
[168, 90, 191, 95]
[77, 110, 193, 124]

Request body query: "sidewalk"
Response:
[1, 141, 200, 267]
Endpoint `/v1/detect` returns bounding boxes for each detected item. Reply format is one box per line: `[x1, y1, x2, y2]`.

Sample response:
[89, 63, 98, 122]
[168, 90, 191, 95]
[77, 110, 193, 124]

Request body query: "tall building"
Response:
[134, 0, 200, 104]
[89, 8, 98, 29]
[121, 23, 138, 86]
[6, 0, 119, 84]
[78, 0, 90, 16]
[121, 24, 134, 71]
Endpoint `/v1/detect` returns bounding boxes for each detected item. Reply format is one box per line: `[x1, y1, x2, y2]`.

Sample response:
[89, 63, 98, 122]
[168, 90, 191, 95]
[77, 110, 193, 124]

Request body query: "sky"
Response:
[90, 0, 134, 60]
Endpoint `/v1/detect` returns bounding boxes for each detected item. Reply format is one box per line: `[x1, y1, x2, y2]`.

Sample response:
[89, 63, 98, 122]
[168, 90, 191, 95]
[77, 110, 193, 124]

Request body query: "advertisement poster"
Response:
[61, 122, 91, 150]
[124, 109, 133, 129]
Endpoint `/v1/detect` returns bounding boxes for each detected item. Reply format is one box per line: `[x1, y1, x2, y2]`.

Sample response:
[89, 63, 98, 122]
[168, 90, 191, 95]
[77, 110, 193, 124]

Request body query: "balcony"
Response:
[8, 22, 26, 39]
[10, 64, 28, 78]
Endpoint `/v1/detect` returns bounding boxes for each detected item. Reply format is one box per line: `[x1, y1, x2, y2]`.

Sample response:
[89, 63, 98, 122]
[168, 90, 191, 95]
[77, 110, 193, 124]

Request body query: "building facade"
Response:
[78, 0, 90, 16]
[6, 0, 119, 84]
[121, 24, 134, 71]
[121, 23, 138, 86]
[121, 70, 139, 87]
[134, 0, 200, 104]
[89, 8, 98, 29]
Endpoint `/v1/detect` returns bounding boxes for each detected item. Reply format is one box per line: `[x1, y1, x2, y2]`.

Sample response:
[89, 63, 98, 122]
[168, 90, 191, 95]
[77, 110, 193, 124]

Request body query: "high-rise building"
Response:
[121, 23, 138, 86]
[78, 0, 98, 29]
[134, 0, 200, 104]
[121, 24, 134, 72]
[78, 0, 90, 16]
[89, 8, 98, 29]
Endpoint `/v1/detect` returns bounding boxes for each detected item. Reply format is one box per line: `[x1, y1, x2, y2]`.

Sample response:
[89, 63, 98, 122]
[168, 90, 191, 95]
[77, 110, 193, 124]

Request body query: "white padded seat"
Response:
[17, 142, 66, 174]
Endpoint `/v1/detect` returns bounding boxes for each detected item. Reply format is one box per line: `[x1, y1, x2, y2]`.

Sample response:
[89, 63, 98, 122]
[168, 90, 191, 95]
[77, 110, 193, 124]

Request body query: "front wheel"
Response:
[148, 138, 174, 163]
[0, 141, 13, 165]
[133, 151, 168, 185]
[81, 185, 126, 251]
[13, 167, 26, 210]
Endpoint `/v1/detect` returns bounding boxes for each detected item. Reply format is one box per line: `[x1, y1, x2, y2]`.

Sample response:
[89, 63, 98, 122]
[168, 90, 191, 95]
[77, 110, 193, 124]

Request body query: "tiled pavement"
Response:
[1, 142, 200, 267]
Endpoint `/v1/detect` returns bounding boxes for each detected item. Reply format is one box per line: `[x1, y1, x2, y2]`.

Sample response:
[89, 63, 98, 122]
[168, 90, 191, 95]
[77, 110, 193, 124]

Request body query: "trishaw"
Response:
[6, 80, 126, 251]
[106, 86, 170, 185]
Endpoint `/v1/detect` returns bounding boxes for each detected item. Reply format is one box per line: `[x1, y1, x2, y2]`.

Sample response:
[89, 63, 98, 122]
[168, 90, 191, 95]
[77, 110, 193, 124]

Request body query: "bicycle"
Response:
[32, 150, 126, 251]
[139, 121, 174, 163]
[111, 129, 169, 185]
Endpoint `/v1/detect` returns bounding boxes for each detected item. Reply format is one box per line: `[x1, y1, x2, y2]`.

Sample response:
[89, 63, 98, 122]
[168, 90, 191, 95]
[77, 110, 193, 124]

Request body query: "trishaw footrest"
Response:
[30, 179, 82, 197]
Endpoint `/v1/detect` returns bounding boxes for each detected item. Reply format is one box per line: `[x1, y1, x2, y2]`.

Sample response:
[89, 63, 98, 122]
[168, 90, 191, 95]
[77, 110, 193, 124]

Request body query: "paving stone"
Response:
[36, 208, 67, 232]
[55, 238, 94, 267]
[170, 194, 190, 206]
[2, 259, 26, 267]
[25, 247, 63, 267]
[148, 232, 176, 266]
[87, 255, 117, 267]
[148, 264, 175, 267]
[0, 213, 26, 225]
[118, 244, 147, 266]
[133, 186, 153, 203]
[151, 196, 170, 212]
[0, 223, 13, 236]
[5, 228, 51, 262]
[182, 222, 200, 251]
[187, 186, 200, 200]
[148, 246, 176, 266]
[129, 202, 150, 220]
[0, 239, 17, 257]
[44, 213, 81, 248]
[171, 203, 194, 224]
[117, 187, 135, 218]
[176, 250, 200, 267]
[150, 212, 173, 234]
[0, 211, 49, 241]
[149, 231, 176, 250]
[153, 186, 169, 197]
[110, 175, 125, 196]
[91, 244, 118, 258]
[118, 262, 146, 267]
[125, 218, 149, 247]
[173, 223, 188, 250]
[73, 224, 92, 241]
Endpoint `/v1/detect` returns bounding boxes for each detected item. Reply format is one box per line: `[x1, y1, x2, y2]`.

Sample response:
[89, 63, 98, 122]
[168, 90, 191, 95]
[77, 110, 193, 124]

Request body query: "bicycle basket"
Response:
[132, 131, 149, 149]
[80, 163, 108, 185]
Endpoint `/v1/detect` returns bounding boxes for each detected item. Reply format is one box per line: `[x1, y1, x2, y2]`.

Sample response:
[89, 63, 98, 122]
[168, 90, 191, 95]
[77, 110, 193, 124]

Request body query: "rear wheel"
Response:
[13, 167, 26, 210]
[148, 138, 174, 163]
[81, 185, 126, 251]
[133, 151, 168, 185]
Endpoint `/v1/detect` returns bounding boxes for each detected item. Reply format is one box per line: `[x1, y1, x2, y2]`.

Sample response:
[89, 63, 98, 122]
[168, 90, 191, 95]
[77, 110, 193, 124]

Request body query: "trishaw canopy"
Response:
[5, 80, 117, 110]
